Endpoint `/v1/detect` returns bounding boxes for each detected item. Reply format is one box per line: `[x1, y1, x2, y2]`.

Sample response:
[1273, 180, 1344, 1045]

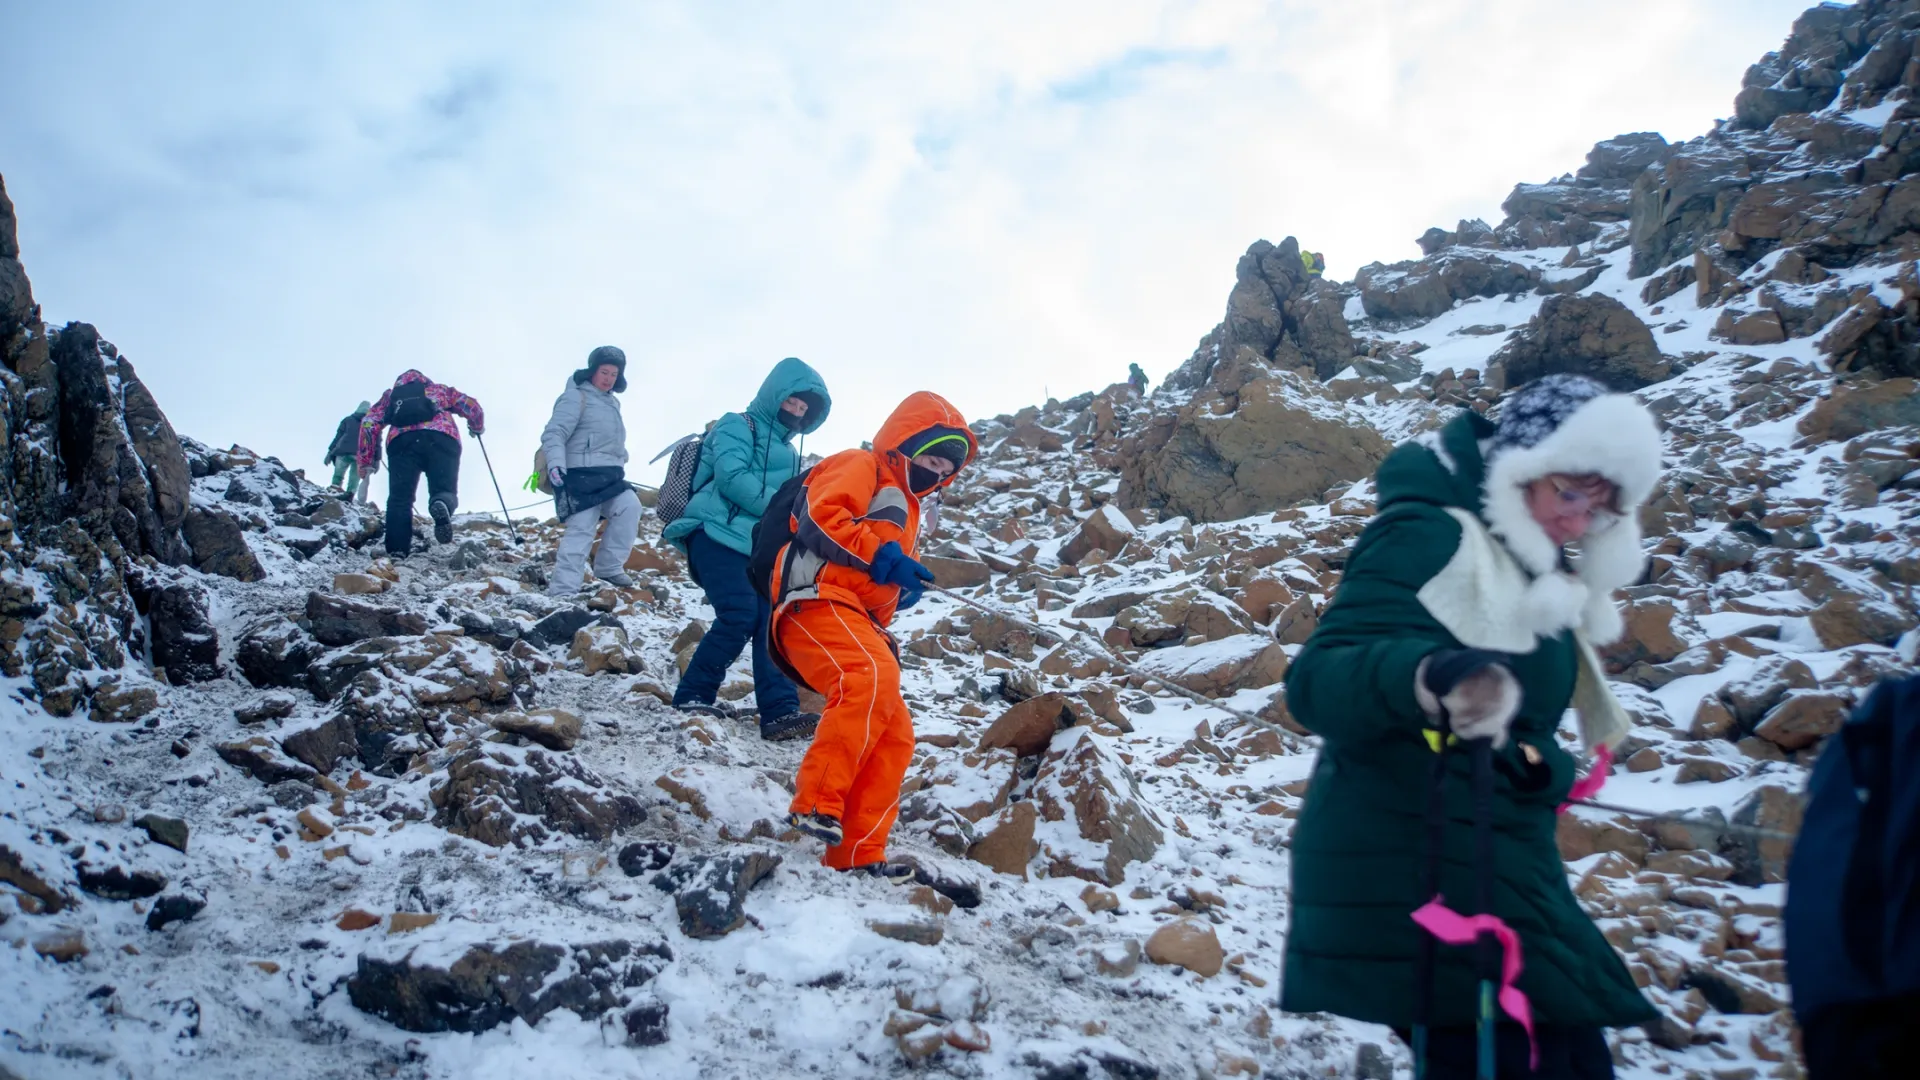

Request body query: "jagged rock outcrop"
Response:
[53, 323, 191, 566]
[1491, 293, 1673, 391]
[1163, 237, 1356, 388]
[349, 938, 672, 1034]
[1356, 251, 1541, 324]
[1115, 376, 1389, 522]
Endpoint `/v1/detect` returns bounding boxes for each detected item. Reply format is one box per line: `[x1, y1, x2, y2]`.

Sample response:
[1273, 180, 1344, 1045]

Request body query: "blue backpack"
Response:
[1785, 673, 1920, 1078]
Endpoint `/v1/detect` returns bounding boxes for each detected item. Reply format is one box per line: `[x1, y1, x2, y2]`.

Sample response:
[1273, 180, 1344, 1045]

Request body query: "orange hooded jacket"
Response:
[768, 391, 977, 631]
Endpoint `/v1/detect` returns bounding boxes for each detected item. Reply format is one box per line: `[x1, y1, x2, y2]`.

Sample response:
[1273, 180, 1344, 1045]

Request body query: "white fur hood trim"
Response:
[1478, 393, 1662, 645]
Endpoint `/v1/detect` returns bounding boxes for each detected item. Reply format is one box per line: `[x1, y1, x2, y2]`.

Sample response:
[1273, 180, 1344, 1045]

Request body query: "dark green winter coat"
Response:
[1281, 411, 1656, 1030]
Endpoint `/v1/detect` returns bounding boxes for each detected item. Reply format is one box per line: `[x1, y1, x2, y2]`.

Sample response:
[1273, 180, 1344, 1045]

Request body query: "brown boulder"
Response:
[1234, 576, 1296, 624]
[1602, 600, 1687, 668]
[1133, 635, 1288, 697]
[1721, 656, 1817, 727]
[1752, 691, 1851, 751]
[921, 554, 991, 588]
[1271, 595, 1319, 645]
[1796, 377, 1920, 444]
[491, 708, 584, 751]
[1688, 697, 1738, 741]
[1058, 506, 1137, 566]
[1112, 588, 1257, 648]
[1490, 293, 1671, 391]
[1808, 593, 1915, 649]
[1144, 919, 1225, 978]
[1712, 307, 1788, 346]
[967, 802, 1038, 879]
[1725, 785, 1804, 886]
[1115, 376, 1388, 524]
[978, 693, 1075, 758]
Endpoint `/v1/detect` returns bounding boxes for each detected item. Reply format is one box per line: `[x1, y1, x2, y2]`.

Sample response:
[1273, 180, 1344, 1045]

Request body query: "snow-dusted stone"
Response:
[1131, 634, 1288, 698]
[525, 606, 602, 648]
[1808, 592, 1916, 648]
[1720, 656, 1817, 727]
[347, 937, 672, 1034]
[1031, 728, 1164, 885]
[332, 571, 390, 596]
[150, 580, 222, 683]
[236, 616, 325, 691]
[76, 862, 166, 900]
[1602, 599, 1688, 668]
[651, 763, 789, 835]
[1753, 690, 1852, 751]
[1144, 919, 1224, 977]
[650, 850, 782, 939]
[570, 624, 639, 676]
[89, 677, 158, 723]
[280, 712, 358, 774]
[1270, 595, 1318, 645]
[305, 590, 428, 647]
[1059, 505, 1136, 566]
[966, 801, 1038, 879]
[921, 554, 992, 588]
[911, 748, 1018, 823]
[489, 707, 582, 751]
[978, 693, 1075, 758]
[215, 735, 316, 785]
[1112, 588, 1257, 649]
[432, 744, 645, 848]
[1725, 785, 1804, 886]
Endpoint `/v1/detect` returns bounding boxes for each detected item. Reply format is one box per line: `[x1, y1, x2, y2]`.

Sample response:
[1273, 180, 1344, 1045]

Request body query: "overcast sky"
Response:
[0, 0, 1816, 503]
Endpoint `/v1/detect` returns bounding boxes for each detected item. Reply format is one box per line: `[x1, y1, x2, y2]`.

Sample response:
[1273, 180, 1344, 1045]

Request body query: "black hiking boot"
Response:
[787, 812, 843, 846]
[429, 496, 454, 545]
[760, 711, 820, 742]
[674, 702, 731, 720]
[848, 860, 918, 886]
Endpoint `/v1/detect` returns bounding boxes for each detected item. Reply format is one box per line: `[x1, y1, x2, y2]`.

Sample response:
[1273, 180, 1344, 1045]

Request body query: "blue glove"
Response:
[870, 540, 934, 608]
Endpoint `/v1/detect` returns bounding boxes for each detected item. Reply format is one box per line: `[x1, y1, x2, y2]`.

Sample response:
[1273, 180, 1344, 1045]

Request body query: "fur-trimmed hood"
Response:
[1480, 389, 1662, 644]
[1384, 398, 1661, 646]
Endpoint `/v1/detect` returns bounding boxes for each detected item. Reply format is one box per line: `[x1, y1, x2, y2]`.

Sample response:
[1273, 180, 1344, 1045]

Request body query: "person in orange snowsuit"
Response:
[766, 391, 977, 879]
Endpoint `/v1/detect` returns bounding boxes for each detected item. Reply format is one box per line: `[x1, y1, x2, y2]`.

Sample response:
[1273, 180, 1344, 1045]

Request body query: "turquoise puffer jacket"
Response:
[663, 357, 831, 556]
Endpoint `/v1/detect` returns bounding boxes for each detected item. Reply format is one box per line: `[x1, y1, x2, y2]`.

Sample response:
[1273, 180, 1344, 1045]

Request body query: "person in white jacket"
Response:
[541, 346, 641, 597]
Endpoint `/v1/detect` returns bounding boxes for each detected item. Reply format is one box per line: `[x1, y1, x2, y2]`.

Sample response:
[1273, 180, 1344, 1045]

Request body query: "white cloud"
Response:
[0, 0, 1819, 496]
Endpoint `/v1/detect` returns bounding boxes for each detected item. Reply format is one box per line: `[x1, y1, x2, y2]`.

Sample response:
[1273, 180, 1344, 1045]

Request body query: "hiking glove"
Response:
[547, 465, 567, 489]
[870, 540, 934, 608]
[1415, 649, 1521, 748]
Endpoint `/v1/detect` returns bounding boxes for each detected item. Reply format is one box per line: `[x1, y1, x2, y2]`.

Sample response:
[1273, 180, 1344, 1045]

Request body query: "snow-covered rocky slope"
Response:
[7, 3, 1920, 1078]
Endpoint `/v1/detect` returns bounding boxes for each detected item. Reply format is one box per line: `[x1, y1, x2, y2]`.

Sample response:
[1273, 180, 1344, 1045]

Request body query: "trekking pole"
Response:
[923, 583, 1306, 749]
[1469, 737, 1499, 1080]
[471, 432, 523, 545]
[1412, 709, 1453, 1080]
[1569, 798, 1797, 841]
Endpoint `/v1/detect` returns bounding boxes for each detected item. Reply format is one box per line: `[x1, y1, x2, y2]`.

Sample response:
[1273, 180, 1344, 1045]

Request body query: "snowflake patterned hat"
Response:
[1480, 373, 1665, 645]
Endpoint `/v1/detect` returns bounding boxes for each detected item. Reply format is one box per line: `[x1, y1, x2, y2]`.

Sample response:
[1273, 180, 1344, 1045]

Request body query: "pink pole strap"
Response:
[1558, 743, 1614, 813]
[1411, 897, 1539, 1068]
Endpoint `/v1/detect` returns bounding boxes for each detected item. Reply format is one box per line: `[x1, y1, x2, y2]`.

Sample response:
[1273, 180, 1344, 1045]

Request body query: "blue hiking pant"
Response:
[673, 529, 800, 719]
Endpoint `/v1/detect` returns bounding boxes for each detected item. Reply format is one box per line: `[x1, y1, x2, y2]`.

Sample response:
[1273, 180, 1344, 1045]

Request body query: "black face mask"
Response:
[778, 409, 806, 432]
[908, 463, 943, 495]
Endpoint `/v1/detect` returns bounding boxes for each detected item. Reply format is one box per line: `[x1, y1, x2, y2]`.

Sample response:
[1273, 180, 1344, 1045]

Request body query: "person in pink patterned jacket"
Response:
[357, 369, 485, 558]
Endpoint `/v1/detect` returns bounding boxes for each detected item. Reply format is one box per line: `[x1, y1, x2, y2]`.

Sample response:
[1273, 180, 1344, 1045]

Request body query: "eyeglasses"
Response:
[1547, 476, 1623, 529]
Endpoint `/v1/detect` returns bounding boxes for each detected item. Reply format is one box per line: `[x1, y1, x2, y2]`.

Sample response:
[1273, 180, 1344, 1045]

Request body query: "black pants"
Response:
[384, 430, 460, 557]
[1397, 1024, 1612, 1080]
[672, 529, 799, 721]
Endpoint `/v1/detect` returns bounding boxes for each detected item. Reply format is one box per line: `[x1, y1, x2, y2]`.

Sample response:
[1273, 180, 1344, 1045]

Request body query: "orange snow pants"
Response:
[777, 600, 915, 870]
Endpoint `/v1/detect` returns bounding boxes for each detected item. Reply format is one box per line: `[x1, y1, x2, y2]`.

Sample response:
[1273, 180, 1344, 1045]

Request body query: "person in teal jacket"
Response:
[666, 357, 831, 741]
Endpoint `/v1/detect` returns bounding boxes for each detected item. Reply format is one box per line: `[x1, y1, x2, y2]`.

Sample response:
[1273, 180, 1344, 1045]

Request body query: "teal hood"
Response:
[663, 357, 833, 556]
[747, 357, 831, 438]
